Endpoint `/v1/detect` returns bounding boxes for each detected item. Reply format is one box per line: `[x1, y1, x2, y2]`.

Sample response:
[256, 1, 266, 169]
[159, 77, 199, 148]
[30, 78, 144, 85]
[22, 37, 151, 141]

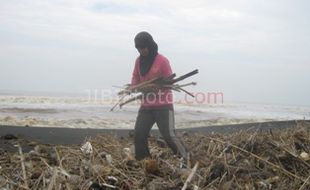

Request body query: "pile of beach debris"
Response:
[1, 121, 310, 189]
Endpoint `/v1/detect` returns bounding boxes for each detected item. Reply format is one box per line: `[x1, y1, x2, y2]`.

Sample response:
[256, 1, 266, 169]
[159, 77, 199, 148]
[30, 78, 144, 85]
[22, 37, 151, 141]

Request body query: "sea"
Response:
[0, 90, 309, 129]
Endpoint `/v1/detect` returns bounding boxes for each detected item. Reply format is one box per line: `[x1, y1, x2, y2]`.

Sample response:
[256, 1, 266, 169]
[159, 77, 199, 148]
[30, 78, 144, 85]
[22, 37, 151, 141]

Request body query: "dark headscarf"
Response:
[134, 32, 158, 76]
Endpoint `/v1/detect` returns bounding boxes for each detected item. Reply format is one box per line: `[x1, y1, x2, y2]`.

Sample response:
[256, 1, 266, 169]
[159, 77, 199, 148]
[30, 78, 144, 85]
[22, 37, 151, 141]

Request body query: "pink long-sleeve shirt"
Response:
[131, 53, 173, 109]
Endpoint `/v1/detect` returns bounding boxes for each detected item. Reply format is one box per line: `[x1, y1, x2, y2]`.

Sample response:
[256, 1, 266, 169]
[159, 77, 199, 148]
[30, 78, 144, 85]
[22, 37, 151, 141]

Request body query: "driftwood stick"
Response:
[162, 82, 196, 89]
[299, 175, 310, 190]
[171, 86, 181, 92]
[172, 69, 199, 84]
[181, 162, 199, 190]
[47, 167, 57, 190]
[32, 172, 44, 190]
[18, 144, 29, 189]
[110, 94, 127, 111]
[177, 87, 195, 97]
[54, 147, 62, 168]
[177, 82, 197, 88]
[117, 87, 131, 96]
[119, 94, 143, 108]
[131, 76, 161, 89]
[166, 73, 177, 80]
[118, 77, 161, 95]
[101, 183, 117, 189]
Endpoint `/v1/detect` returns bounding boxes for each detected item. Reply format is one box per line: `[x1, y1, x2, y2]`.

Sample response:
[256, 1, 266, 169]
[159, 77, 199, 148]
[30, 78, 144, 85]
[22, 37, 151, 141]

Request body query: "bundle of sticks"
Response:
[110, 69, 199, 111]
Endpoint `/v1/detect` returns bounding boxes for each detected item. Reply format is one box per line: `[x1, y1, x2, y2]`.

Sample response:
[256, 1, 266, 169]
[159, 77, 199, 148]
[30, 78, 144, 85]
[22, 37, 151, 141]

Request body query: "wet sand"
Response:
[1, 119, 308, 153]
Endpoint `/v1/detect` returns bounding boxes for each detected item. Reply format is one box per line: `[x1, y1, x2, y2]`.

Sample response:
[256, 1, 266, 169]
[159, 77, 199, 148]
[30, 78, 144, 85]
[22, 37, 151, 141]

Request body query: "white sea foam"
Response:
[0, 95, 309, 129]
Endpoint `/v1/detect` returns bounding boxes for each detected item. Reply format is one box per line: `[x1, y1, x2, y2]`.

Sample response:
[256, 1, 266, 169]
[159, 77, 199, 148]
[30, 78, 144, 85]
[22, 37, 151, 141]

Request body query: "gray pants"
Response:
[134, 108, 187, 160]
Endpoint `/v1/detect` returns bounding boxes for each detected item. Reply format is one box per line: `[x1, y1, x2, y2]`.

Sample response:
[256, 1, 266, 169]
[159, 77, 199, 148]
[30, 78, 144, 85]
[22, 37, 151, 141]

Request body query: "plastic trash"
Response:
[80, 141, 93, 155]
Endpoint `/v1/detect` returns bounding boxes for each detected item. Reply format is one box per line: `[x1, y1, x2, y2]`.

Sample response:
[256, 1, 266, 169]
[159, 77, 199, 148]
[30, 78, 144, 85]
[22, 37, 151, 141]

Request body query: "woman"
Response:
[131, 31, 188, 160]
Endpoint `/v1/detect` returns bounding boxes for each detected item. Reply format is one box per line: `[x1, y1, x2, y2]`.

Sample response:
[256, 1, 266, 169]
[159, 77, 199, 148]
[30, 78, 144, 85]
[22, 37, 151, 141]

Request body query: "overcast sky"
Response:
[0, 0, 309, 106]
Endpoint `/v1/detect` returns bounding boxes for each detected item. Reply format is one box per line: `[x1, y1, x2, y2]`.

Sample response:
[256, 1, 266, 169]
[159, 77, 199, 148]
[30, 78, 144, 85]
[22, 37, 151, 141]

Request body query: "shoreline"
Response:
[1, 119, 308, 153]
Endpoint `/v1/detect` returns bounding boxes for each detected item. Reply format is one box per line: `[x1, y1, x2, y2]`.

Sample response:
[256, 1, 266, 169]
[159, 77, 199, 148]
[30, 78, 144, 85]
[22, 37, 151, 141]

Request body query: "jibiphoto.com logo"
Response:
[85, 89, 224, 105]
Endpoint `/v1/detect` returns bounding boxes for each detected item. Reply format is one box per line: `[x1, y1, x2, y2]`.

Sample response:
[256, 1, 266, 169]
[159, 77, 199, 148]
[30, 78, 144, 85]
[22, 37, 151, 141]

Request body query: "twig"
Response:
[177, 82, 197, 88]
[119, 94, 143, 108]
[176, 87, 195, 97]
[102, 183, 116, 189]
[47, 167, 57, 190]
[170, 86, 181, 92]
[40, 157, 52, 169]
[171, 69, 199, 84]
[110, 94, 127, 111]
[54, 147, 62, 168]
[299, 175, 310, 190]
[32, 172, 44, 190]
[118, 77, 161, 95]
[181, 162, 199, 190]
[17, 144, 29, 189]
